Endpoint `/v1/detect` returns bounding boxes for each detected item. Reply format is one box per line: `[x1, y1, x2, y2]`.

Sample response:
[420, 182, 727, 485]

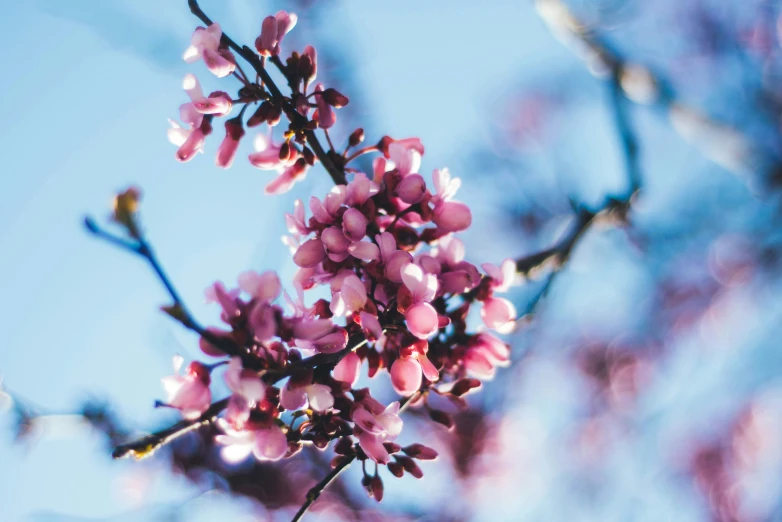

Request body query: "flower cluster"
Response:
[155, 6, 518, 506]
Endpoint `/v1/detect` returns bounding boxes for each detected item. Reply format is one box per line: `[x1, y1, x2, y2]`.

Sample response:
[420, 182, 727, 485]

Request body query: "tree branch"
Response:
[534, 0, 780, 184]
[187, 0, 347, 185]
[112, 398, 229, 460]
[291, 454, 356, 522]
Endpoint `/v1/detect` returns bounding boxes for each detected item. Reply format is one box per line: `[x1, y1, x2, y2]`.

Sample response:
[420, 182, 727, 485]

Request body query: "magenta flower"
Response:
[182, 23, 236, 78]
[314, 83, 336, 129]
[333, 351, 362, 386]
[482, 259, 517, 292]
[480, 297, 517, 334]
[255, 11, 297, 57]
[253, 424, 288, 461]
[215, 117, 245, 168]
[353, 398, 403, 464]
[280, 380, 334, 412]
[330, 272, 368, 316]
[161, 356, 212, 420]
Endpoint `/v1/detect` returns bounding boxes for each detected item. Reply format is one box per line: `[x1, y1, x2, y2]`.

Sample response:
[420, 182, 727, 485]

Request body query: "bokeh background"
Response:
[3, 0, 782, 520]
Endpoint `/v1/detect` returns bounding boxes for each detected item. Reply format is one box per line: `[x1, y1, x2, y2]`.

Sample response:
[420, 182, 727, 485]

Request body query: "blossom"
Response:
[480, 297, 517, 334]
[255, 11, 297, 57]
[463, 333, 511, 379]
[314, 83, 336, 129]
[280, 380, 334, 412]
[161, 356, 211, 420]
[182, 23, 236, 78]
[353, 398, 403, 464]
[482, 259, 517, 292]
[333, 351, 361, 386]
[390, 340, 439, 395]
[215, 117, 245, 168]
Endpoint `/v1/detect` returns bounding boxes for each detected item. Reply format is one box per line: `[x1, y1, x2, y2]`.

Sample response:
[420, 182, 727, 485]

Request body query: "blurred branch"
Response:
[112, 398, 229, 460]
[84, 216, 263, 371]
[187, 0, 347, 185]
[535, 0, 782, 185]
[291, 454, 356, 522]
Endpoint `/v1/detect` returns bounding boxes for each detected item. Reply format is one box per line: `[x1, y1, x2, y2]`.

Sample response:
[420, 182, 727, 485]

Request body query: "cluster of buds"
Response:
[153, 6, 520, 506]
[168, 15, 351, 195]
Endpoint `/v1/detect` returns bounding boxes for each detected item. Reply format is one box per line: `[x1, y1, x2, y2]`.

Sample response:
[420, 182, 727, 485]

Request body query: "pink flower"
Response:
[433, 201, 472, 232]
[401, 263, 438, 303]
[482, 259, 517, 292]
[248, 134, 296, 170]
[388, 141, 422, 176]
[285, 199, 310, 237]
[333, 351, 361, 386]
[357, 311, 383, 341]
[314, 83, 336, 129]
[182, 74, 232, 116]
[215, 117, 245, 168]
[253, 424, 288, 461]
[182, 23, 236, 78]
[396, 174, 427, 204]
[303, 45, 317, 83]
[463, 334, 511, 380]
[280, 380, 334, 412]
[223, 357, 265, 404]
[294, 238, 326, 268]
[389, 340, 438, 396]
[265, 159, 309, 195]
[330, 272, 368, 316]
[353, 399, 403, 464]
[404, 302, 439, 339]
[480, 297, 517, 334]
[161, 356, 212, 420]
[346, 173, 379, 207]
[255, 11, 297, 57]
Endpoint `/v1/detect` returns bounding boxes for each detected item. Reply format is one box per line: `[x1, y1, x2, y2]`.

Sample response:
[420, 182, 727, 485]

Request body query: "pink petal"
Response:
[333, 351, 361, 386]
[433, 201, 472, 232]
[401, 263, 438, 303]
[322, 226, 351, 254]
[390, 357, 422, 396]
[253, 425, 288, 461]
[293, 239, 325, 268]
[359, 432, 391, 464]
[419, 353, 440, 382]
[359, 311, 383, 341]
[481, 297, 517, 334]
[309, 196, 332, 224]
[249, 303, 276, 342]
[256, 16, 278, 56]
[348, 241, 380, 262]
[307, 384, 334, 412]
[405, 302, 439, 339]
[292, 319, 335, 340]
[314, 83, 336, 129]
[342, 208, 369, 241]
[385, 251, 413, 283]
[313, 329, 349, 354]
[280, 381, 308, 410]
[376, 232, 397, 263]
[202, 48, 235, 78]
[340, 274, 368, 312]
[192, 92, 232, 115]
[346, 173, 372, 206]
[464, 348, 495, 379]
[396, 174, 427, 204]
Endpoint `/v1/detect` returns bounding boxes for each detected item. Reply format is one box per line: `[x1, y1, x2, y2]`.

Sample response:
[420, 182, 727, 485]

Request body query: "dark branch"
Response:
[112, 398, 229, 460]
[187, 0, 347, 185]
[291, 454, 356, 522]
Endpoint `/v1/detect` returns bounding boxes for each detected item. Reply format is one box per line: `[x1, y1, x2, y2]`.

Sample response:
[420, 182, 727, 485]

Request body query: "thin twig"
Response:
[112, 398, 229, 460]
[291, 454, 356, 522]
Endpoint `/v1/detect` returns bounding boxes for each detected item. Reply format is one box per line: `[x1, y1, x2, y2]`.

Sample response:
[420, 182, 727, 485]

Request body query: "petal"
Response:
[358, 432, 391, 464]
[405, 302, 439, 339]
[280, 381, 308, 411]
[433, 201, 472, 232]
[182, 73, 204, 101]
[322, 226, 351, 254]
[390, 357, 422, 396]
[307, 384, 334, 412]
[348, 241, 380, 262]
[385, 251, 413, 283]
[480, 297, 517, 334]
[342, 208, 369, 241]
[359, 311, 383, 341]
[419, 353, 440, 382]
[333, 351, 361, 386]
[292, 319, 335, 340]
[314, 329, 349, 354]
[310, 196, 332, 224]
[293, 239, 326, 268]
[376, 232, 397, 263]
[396, 174, 427, 204]
[253, 425, 288, 461]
